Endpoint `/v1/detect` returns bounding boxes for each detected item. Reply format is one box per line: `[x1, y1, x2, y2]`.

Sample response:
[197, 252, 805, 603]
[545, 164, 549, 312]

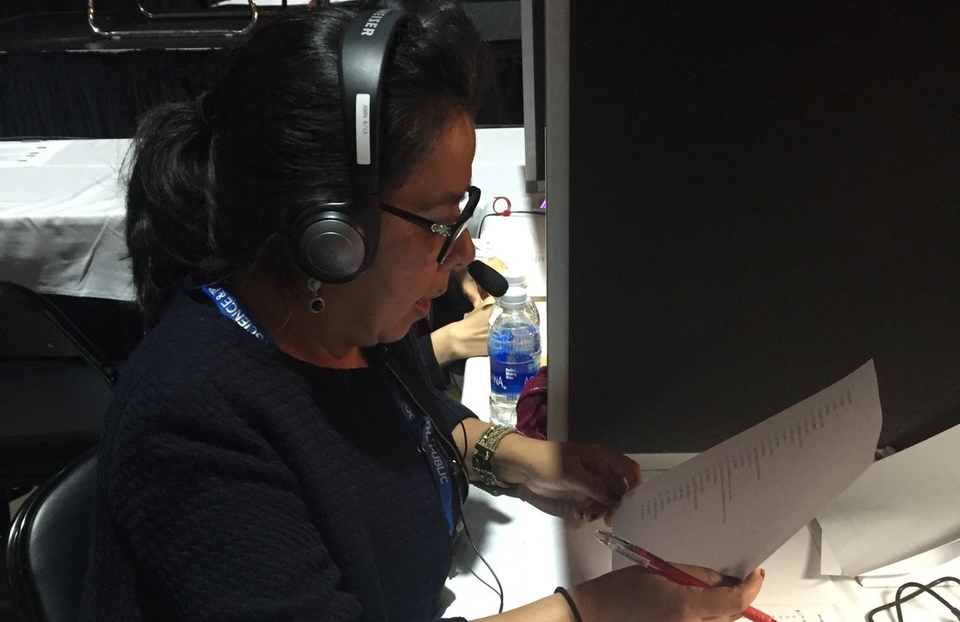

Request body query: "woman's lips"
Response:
[413, 298, 432, 316]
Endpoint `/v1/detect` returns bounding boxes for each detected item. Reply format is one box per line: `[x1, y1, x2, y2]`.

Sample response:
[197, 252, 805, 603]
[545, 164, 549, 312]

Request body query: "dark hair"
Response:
[124, 0, 491, 327]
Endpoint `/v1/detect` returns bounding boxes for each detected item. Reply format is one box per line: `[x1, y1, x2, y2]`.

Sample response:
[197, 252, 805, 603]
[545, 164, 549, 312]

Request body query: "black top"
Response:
[79, 291, 475, 622]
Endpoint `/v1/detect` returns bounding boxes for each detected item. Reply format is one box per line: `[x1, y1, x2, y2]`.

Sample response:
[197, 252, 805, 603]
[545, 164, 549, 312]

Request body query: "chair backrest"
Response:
[0, 281, 119, 384]
[6, 448, 98, 622]
[0, 281, 116, 491]
[0, 280, 117, 441]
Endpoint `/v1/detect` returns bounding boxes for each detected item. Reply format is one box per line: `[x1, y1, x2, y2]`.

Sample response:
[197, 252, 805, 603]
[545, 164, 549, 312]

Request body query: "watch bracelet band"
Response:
[472, 424, 520, 488]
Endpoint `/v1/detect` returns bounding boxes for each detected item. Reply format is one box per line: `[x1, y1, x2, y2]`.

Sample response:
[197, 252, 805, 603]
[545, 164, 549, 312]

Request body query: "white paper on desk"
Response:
[760, 604, 842, 622]
[816, 422, 960, 577]
[613, 360, 882, 579]
[850, 539, 960, 587]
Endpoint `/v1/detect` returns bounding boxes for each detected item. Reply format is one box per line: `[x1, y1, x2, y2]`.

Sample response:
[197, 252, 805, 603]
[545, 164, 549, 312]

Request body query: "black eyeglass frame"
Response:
[379, 186, 481, 264]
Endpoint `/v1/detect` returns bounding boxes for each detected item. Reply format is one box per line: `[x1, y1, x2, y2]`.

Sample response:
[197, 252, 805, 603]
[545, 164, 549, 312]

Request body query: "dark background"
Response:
[0, 0, 524, 138]
[566, 1, 960, 453]
[0, 0, 526, 362]
[4, 0, 959, 453]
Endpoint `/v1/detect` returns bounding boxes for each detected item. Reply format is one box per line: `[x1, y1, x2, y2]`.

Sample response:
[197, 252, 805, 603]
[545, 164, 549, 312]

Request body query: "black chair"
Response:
[0, 281, 117, 540]
[6, 448, 98, 622]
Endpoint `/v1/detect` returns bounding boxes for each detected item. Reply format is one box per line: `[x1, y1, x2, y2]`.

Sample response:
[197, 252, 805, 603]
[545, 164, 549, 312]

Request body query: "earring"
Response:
[307, 278, 325, 314]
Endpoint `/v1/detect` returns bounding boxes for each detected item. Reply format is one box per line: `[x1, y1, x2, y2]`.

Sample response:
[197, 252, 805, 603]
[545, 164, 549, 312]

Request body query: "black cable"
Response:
[865, 576, 960, 622]
[444, 418, 506, 613]
[382, 354, 507, 615]
[467, 567, 500, 598]
[894, 580, 960, 622]
[459, 510, 506, 613]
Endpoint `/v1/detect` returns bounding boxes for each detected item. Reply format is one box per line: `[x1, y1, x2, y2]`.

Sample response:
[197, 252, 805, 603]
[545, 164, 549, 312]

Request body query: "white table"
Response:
[0, 139, 134, 300]
[451, 356, 960, 621]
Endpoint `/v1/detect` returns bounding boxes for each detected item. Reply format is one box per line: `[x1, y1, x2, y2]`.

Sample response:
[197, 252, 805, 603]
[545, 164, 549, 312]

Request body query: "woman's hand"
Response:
[569, 565, 765, 622]
[494, 436, 643, 525]
[475, 565, 765, 622]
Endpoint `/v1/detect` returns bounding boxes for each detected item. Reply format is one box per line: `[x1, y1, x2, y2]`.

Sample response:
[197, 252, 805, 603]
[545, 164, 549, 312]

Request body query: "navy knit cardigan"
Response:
[79, 291, 475, 622]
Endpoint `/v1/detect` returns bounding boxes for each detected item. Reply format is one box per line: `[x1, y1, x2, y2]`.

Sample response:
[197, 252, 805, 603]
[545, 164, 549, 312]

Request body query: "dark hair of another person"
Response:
[124, 0, 491, 328]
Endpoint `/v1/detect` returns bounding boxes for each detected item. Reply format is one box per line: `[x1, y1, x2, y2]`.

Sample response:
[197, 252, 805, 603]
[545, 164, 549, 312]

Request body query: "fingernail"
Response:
[760, 568, 766, 579]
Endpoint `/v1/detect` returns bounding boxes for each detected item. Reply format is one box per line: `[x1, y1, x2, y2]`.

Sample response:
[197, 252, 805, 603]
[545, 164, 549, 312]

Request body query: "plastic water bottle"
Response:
[489, 268, 540, 328]
[488, 286, 542, 426]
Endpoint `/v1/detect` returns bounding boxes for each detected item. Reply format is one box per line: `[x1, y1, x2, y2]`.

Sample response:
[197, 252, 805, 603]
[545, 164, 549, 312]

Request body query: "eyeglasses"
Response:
[379, 186, 481, 264]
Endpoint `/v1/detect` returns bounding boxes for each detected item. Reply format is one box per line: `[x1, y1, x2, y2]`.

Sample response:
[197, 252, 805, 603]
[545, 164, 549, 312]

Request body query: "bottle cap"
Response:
[503, 267, 528, 288]
[498, 286, 529, 309]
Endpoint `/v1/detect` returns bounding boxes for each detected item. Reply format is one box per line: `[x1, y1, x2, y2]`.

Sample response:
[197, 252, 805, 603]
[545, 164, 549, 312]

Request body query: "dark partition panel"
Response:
[564, 1, 960, 452]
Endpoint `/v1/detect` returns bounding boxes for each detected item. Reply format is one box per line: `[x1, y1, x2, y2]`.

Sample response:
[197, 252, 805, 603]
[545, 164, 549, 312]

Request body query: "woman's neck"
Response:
[228, 270, 367, 369]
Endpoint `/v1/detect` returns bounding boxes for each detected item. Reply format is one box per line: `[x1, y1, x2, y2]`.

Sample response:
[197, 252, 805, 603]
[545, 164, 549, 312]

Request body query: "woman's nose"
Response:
[444, 232, 475, 269]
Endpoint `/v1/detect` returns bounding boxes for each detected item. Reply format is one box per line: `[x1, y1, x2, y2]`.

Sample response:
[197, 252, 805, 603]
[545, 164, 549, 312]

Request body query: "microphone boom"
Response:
[467, 260, 508, 297]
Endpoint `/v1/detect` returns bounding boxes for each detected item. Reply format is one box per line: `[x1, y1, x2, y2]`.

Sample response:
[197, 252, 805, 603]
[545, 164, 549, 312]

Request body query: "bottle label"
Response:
[489, 354, 541, 397]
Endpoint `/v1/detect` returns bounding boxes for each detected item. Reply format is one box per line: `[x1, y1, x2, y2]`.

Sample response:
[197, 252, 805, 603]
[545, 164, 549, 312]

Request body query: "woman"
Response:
[80, 2, 763, 621]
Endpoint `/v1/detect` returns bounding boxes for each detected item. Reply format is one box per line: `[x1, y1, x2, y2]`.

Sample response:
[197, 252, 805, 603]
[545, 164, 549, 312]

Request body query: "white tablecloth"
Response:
[0, 129, 531, 302]
[2, 139, 136, 301]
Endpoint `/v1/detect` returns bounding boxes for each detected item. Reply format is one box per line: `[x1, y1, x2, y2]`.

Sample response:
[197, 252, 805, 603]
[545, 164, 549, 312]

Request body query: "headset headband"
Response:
[339, 8, 407, 199]
[288, 8, 408, 284]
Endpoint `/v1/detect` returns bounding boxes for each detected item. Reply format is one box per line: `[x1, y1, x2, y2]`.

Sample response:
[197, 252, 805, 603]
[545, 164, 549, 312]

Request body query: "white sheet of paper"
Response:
[851, 540, 960, 587]
[760, 605, 842, 622]
[613, 360, 882, 578]
[816, 422, 960, 577]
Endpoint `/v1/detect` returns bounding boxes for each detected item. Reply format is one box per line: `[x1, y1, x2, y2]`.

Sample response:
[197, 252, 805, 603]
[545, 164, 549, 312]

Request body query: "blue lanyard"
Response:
[384, 378, 458, 535]
[201, 285, 275, 346]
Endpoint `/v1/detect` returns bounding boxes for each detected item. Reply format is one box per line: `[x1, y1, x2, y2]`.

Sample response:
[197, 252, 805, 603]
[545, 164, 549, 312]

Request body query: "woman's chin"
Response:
[378, 312, 426, 344]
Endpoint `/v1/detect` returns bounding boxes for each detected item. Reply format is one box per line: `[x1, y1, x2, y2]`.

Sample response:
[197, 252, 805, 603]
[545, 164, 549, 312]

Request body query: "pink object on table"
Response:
[516, 365, 548, 439]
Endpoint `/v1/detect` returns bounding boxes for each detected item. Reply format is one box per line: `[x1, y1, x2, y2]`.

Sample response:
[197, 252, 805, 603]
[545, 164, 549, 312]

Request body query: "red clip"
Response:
[492, 196, 512, 216]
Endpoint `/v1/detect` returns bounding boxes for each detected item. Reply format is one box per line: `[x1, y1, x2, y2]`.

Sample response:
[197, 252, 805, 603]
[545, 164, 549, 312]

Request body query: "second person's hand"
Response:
[429, 302, 496, 366]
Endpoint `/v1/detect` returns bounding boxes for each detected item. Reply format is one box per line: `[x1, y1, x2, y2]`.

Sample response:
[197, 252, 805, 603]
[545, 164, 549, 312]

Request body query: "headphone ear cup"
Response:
[292, 204, 368, 283]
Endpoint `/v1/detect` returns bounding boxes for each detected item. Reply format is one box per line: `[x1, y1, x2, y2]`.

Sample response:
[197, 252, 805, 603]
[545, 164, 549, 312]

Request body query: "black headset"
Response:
[290, 8, 408, 284]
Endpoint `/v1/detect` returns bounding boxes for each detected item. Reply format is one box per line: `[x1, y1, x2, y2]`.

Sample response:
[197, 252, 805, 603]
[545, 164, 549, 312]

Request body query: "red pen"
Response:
[595, 531, 777, 622]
